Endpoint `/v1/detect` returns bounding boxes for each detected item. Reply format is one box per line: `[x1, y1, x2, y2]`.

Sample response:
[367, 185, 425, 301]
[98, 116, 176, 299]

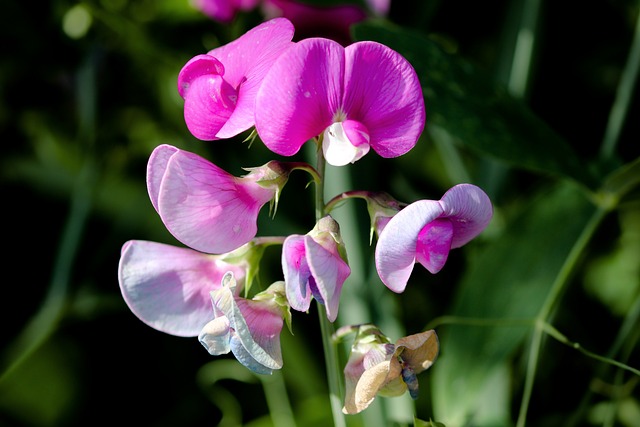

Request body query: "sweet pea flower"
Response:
[191, 0, 260, 23]
[261, 0, 366, 46]
[148, 144, 292, 254]
[178, 17, 294, 141]
[254, 38, 425, 167]
[341, 324, 439, 414]
[118, 240, 246, 337]
[282, 216, 350, 322]
[199, 272, 289, 374]
[375, 184, 493, 293]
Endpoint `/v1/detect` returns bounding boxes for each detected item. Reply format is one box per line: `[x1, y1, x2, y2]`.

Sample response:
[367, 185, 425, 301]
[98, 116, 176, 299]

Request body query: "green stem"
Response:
[515, 206, 608, 427]
[260, 370, 297, 427]
[600, 7, 640, 159]
[314, 142, 347, 427]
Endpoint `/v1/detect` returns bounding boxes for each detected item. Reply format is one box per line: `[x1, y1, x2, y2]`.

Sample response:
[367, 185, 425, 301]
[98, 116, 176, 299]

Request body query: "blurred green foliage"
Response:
[1, 0, 639, 426]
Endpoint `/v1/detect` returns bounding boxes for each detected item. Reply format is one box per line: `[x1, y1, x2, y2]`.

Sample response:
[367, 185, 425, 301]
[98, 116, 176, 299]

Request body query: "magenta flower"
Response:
[147, 144, 288, 254]
[261, 0, 366, 46]
[191, 0, 260, 23]
[178, 17, 294, 141]
[254, 38, 425, 167]
[118, 240, 246, 337]
[199, 272, 288, 374]
[375, 184, 493, 293]
[282, 216, 350, 322]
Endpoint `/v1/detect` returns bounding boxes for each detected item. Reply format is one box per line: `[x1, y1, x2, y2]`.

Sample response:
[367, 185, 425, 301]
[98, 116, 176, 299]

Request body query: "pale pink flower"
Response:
[118, 240, 246, 336]
[178, 18, 294, 140]
[375, 184, 493, 293]
[282, 216, 350, 322]
[147, 144, 286, 254]
[199, 272, 288, 374]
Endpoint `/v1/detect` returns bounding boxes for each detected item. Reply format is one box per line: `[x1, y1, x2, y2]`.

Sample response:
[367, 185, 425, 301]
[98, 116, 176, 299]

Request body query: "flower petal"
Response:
[149, 145, 274, 254]
[118, 240, 244, 337]
[395, 330, 439, 374]
[439, 184, 493, 248]
[209, 17, 295, 139]
[343, 41, 425, 158]
[305, 234, 350, 322]
[282, 235, 312, 312]
[182, 74, 237, 140]
[375, 200, 444, 293]
[147, 144, 178, 212]
[415, 218, 454, 274]
[177, 54, 225, 99]
[199, 316, 232, 355]
[211, 284, 283, 372]
[255, 38, 344, 156]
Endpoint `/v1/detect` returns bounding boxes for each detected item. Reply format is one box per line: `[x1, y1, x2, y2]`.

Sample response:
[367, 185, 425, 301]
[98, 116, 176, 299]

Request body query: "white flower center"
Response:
[322, 120, 370, 167]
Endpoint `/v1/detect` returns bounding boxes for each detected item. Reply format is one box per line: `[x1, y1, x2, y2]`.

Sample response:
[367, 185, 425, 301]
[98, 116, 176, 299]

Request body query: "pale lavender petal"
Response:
[375, 201, 443, 293]
[211, 285, 283, 372]
[182, 74, 237, 141]
[199, 316, 232, 355]
[118, 240, 244, 337]
[305, 235, 350, 322]
[153, 147, 274, 254]
[234, 298, 284, 370]
[255, 38, 344, 156]
[209, 18, 295, 139]
[415, 218, 454, 274]
[147, 144, 178, 212]
[282, 235, 312, 312]
[439, 184, 493, 248]
[343, 41, 425, 158]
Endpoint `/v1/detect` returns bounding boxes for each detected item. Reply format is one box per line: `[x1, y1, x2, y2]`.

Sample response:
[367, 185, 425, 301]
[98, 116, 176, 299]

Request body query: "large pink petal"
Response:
[152, 147, 274, 254]
[118, 240, 245, 337]
[209, 18, 295, 139]
[343, 41, 425, 158]
[147, 144, 177, 212]
[182, 74, 237, 140]
[305, 235, 350, 322]
[282, 235, 312, 312]
[439, 184, 493, 248]
[375, 200, 443, 293]
[255, 38, 344, 156]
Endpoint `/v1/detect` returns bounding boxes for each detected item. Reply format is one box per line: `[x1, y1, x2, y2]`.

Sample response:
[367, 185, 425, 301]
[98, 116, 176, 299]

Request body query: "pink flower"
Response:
[178, 18, 294, 141]
[282, 216, 350, 322]
[199, 272, 288, 374]
[191, 0, 260, 23]
[254, 38, 425, 167]
[147, 144, 287, 254]
[341, 325, 439, 414]
[261, 0, 366, 46]
[118, 240, 246, 337]
[375, 184, 493, 293]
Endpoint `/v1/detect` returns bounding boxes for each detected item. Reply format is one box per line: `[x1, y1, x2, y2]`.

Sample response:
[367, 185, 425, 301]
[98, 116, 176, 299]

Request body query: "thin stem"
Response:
[260, 370, 297, 427]
[516, 206, 608, 427]
[314, 141, 347, 427]
[1, 53, 97, 381]
[600, 7, 640, 159]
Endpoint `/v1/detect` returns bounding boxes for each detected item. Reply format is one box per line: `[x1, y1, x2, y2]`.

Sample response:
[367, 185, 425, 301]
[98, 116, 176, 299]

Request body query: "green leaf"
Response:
[352, 22, 596, 189]
[430, 183, 596, 425]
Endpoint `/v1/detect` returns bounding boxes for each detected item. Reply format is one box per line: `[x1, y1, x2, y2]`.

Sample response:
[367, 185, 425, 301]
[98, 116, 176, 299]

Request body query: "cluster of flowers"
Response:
[118, 17, 492, 414]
